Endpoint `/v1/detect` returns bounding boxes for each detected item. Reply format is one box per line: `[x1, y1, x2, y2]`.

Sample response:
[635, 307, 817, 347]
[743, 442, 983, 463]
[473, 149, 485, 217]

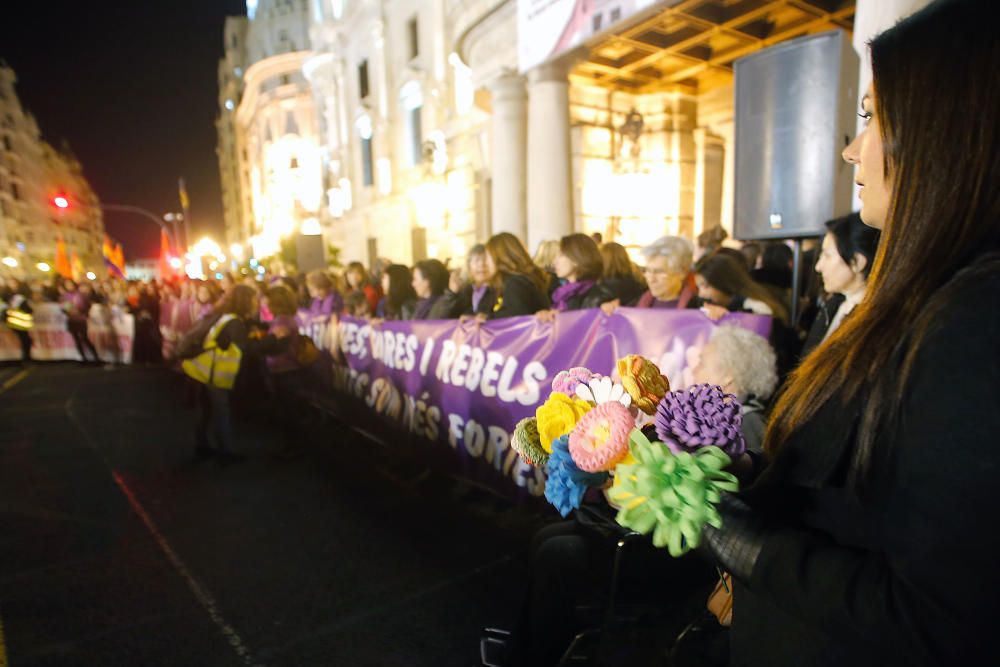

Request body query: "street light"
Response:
[36, 262, 51, 272]
[2, 257, 17, 268]
[53, 196, 69, 209]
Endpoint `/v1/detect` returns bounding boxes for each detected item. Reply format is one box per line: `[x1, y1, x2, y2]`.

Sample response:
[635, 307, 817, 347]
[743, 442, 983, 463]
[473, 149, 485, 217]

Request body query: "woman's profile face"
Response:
[411, 268, 431, 298]
[843, 85, 891, 229]
[815, 233, 860, 295]
[553, 251, 575, 280]
[695, 274, 728, 306]
[347, 268, 363, 288]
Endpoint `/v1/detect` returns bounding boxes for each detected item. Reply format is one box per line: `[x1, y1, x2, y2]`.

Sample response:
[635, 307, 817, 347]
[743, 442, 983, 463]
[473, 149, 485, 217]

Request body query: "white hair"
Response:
[641, 236, 693, 275]
[706, 324, 778, 401]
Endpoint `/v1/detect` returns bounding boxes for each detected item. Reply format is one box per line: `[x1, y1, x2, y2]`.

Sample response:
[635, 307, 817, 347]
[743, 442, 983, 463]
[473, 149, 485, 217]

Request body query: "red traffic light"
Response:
[53, 196, 69, 209]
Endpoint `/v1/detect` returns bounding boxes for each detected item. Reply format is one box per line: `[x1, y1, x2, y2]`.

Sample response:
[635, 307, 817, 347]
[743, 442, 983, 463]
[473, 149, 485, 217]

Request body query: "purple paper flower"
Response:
[653, 384, 745, 458]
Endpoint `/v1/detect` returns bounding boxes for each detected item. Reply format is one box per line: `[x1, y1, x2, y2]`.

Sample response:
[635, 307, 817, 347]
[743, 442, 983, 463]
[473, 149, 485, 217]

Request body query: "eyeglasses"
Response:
[642, 267, 671, 277]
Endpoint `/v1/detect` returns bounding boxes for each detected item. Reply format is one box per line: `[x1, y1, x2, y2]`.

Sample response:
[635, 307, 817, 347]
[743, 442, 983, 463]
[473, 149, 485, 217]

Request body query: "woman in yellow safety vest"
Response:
[183, 284, 288, 463]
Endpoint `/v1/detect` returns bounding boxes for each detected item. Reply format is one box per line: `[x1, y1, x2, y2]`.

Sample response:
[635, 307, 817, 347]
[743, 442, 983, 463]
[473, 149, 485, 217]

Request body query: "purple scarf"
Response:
[471, 285, 489, 312]
[309, 292, 343, 318]
[550, 280, 595, 312]
[413, 295, 442, 320]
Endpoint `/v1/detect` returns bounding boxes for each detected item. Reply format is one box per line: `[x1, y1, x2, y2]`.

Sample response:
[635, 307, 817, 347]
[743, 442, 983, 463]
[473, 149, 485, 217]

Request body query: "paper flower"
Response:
[575, 375, 632, 408]
[608, 431, 739, 556]
[551, 367, 598, 395]
[654, 384, 745, 458]
[536, 392, 592, 453]
[511, 417, 549, 467]
[545, 435, 609, 517]
[568, 402, 634, 472]
[617, 355, 670, 415]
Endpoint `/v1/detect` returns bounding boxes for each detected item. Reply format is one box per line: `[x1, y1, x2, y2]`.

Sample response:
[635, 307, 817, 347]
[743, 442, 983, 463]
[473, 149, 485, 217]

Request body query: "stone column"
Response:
[488, 71, 528, 240]
[527, 61, 573, 254]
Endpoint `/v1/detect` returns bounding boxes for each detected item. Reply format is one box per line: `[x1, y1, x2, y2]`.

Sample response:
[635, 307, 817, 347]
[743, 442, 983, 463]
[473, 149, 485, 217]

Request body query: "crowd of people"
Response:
[2, 1, 995, 663]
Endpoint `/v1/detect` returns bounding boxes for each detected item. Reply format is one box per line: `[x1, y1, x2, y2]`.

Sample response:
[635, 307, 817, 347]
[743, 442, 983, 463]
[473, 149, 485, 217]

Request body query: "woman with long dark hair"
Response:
[545, 233, 616, 312]
[699, 2, 1000, 664]
[376, 264, 418, 320]
[410, 259, 452, 320]
[598, 242, 646, 305]
[484, 233, 551, 318]
[695, 253, 791, 325]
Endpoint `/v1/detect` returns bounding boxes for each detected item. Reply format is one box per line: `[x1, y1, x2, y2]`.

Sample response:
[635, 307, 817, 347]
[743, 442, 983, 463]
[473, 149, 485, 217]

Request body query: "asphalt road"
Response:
[0, 363, 541, 666]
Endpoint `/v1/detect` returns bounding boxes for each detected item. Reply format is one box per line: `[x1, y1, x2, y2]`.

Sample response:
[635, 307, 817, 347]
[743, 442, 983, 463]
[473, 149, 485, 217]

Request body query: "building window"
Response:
[281, 74, 290, 85]
[407, 17, 419, 60]
[407, 106, 422, 167]
[10, 182, 19, 201]
[361, 138, 374, 187]
[358, 60, 370, 100]
[2, 135, 11, 151]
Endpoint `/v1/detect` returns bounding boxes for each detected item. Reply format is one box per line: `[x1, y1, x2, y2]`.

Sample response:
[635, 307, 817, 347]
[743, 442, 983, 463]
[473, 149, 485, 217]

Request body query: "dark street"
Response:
[0, 364, 537, 666]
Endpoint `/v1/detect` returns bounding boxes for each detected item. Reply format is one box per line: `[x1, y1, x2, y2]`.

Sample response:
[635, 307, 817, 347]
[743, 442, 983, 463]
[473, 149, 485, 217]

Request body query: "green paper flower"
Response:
[608, 431, 739, 557]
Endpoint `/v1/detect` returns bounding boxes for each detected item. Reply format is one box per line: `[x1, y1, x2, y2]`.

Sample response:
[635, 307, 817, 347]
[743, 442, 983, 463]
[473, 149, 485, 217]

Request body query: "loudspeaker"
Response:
[733, 30, 859, 240]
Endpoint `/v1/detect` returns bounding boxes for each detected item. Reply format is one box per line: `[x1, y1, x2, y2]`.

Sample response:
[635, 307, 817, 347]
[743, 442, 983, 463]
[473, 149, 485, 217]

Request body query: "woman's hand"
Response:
[600, 299, 621, 316]
[535, 309, 557, 323]
[701, 303, 729, 321]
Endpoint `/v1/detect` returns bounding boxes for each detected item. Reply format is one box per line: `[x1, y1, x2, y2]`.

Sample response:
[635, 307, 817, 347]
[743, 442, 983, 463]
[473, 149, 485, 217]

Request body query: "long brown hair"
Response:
[697, 253, 790, 325]
[220, 284, 258, 319]
[601, 242, 645, 283]
[559, 233, 604, 281]
[486, 233, 550, 294]
[766, 0, 1000, 485]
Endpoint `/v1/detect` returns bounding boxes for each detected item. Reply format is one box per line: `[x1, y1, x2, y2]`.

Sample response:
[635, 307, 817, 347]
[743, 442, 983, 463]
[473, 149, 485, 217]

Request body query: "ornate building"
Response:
[0, 64, 104, 278]
[217, 0, 324, 259]
[219, 0, 928, 268]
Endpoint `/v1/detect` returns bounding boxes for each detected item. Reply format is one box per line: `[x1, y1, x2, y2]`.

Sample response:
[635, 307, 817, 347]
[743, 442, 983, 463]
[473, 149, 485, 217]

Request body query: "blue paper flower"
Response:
[544, 435, 609, 517]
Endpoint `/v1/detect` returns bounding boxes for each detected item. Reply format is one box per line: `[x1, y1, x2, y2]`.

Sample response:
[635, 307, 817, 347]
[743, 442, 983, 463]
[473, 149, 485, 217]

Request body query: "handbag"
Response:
[706, 572, 733, 626]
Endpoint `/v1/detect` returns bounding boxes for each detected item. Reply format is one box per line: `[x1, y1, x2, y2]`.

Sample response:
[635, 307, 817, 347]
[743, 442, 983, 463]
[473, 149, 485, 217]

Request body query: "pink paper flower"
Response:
[568, 401, 634, 473]
[551, 367, 598, 395]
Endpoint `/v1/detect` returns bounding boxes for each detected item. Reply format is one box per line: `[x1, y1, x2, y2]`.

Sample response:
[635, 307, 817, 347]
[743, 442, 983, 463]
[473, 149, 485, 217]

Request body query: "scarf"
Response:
[550, 280, 595, 312]
[471, 285, 489, 312]
[413, 295, 441, 320]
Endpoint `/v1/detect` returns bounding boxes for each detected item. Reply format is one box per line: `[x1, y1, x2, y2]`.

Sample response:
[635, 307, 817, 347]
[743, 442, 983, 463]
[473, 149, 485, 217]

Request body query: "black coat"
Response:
[559, 282, 618, 311]
[490, 273, 550, 319]
[731, 271, 1000, 666]
[600, 276, 646, 306]
[438, 283, 497, 318]
[800, 292, 846, 358]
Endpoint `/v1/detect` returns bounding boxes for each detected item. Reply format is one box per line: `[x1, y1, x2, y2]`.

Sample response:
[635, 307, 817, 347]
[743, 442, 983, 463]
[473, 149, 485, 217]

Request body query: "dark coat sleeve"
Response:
[746, 284, 1000, 665]
[438, 285, 472, 318]
[491, 275, 547, 319]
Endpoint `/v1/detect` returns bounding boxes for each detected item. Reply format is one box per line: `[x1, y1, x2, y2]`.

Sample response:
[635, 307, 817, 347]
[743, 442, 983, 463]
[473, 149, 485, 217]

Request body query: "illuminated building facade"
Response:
[220, 0, 928, 267]
[0, 64, 105, 278]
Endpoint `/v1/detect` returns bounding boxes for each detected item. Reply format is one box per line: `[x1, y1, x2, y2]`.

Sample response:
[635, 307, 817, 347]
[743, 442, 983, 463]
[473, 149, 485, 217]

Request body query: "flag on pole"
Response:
[178, 178, 190, 210]
[103, 237, 124, 279]
[159, 228, 173, 278]
[113, 243, 126, 277]
[70, 251, 84, 282]
[55, 235, 72, 279]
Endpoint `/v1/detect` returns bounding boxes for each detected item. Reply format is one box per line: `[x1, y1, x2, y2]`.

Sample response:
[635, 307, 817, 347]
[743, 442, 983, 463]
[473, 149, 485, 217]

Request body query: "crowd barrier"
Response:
[0, 303, 135, 363]
[308, 309, 772, 501]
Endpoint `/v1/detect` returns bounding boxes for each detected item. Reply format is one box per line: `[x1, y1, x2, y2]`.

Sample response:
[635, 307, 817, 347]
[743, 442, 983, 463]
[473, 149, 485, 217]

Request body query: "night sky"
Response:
[1, 0, 248, 259]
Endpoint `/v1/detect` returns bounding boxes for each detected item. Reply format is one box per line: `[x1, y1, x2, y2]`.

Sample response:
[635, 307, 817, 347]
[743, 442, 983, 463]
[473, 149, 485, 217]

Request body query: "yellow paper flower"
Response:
[536, 392, 592, 453]
[617, 355, 670, 415]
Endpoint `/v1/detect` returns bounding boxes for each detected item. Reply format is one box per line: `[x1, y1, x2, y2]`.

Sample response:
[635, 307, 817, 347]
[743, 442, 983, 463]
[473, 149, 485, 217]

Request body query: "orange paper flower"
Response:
[617, 355, 670, 415]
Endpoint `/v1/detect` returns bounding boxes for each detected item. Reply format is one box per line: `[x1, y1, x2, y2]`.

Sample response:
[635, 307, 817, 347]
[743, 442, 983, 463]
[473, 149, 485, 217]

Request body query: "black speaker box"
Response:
[733, 30, 859, 240]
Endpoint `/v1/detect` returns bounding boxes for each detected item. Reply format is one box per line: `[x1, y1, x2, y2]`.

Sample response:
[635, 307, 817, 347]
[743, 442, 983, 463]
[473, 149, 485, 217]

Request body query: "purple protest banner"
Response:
[321, 308, 771, 500]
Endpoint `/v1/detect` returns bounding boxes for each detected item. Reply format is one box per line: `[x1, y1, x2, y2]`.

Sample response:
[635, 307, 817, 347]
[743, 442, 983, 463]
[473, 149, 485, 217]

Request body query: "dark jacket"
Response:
[490, 273, 550, 319]
[728, 270, 1000, 666]
[800, 292, 846, 359]
[560, 282, 618, 311]
[438, 283, 497, 318]
[600, 276, 646, 306]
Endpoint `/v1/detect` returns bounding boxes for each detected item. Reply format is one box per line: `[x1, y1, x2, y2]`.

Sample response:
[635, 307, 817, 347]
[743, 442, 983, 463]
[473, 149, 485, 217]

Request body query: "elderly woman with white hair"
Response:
[634, 235, 700, 308]
[690, 323, 778, 453]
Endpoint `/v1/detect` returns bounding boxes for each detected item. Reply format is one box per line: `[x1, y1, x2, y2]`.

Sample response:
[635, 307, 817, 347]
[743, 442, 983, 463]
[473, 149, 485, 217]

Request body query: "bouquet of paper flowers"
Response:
[510, 356, 742, 556]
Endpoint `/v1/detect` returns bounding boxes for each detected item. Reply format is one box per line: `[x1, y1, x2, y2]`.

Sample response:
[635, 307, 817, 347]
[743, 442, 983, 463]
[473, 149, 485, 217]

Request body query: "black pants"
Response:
[194, 382, 234, 453]
[512, 511, 716, 666]
[270, 369, 308, 446]
[68, 320, 99, 362]
[12, 328, 31, 361]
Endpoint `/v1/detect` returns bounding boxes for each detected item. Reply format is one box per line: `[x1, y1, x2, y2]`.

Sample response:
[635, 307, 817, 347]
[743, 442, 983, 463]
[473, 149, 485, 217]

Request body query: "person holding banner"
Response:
[485, 233, 551, 319]
[376, 264, 418, 320]
[544, 233, 616, 314]
[440, 244, 497, 318]
[410, 259, 452, 320]
[697, 1, 1000, 664]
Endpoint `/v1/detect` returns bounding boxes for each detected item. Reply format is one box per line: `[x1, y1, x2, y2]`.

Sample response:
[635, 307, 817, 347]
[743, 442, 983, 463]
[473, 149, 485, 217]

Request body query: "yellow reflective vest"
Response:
[5, 306, 33, 331]
[182, 314, 243, 389]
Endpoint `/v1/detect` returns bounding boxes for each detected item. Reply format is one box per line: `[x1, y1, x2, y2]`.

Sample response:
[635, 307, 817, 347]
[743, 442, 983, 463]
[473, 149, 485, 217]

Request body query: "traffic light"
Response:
[53, 195, 69, 209]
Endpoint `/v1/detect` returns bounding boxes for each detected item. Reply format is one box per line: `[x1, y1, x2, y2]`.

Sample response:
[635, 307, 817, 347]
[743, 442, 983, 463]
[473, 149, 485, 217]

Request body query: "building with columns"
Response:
[220, 0, 931, 268]
[0, 64, 105, 279]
